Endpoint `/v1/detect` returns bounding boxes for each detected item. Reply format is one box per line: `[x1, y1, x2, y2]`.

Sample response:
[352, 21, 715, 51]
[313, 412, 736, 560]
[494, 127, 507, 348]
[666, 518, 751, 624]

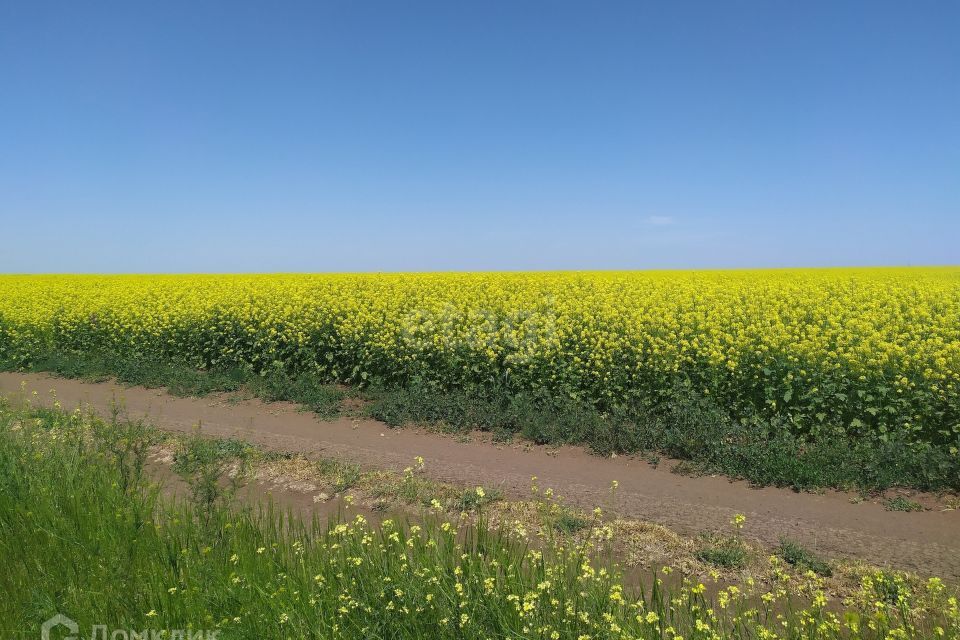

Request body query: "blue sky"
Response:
[2, 1, 958, 272]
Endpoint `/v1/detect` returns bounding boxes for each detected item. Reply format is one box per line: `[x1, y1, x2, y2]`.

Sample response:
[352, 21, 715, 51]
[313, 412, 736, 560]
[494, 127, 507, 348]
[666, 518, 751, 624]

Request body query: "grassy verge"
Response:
[4, 348, 960, 492]
[134, 424, 906, 598]
[366, 382, 960, 493]
[14, 348, 350, 417]
[2, 401, 959, 639]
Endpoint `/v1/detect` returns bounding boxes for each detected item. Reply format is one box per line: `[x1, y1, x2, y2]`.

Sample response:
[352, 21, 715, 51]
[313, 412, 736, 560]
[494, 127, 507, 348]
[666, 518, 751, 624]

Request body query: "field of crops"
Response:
[1, 269, 958, 450]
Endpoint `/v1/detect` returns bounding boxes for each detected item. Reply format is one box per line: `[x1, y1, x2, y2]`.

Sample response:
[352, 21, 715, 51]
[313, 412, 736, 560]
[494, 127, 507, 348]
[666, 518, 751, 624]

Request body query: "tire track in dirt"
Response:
[2, 372, 957, 580]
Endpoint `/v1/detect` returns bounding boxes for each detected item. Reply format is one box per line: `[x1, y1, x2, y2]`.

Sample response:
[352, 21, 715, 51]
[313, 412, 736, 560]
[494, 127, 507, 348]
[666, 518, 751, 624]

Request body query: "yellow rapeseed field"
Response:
[1, 268, 958, 444]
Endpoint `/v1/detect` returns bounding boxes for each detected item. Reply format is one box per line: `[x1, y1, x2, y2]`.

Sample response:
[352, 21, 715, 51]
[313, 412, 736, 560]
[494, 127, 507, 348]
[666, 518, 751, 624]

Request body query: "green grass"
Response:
[884, 496, 925, 512]
[9, 348, 349, 417]
[5, 348, 960, 493]
[315, 458, 363, 492]
[552, 512, 592, 536]
[243, 370, 347, 418]
[26, 348, 249, 396]
[1, 401, 958, 639]
[777, 539, 833, 577]
[455, 486, 503, 512]
[694, 535, 749, 570]
[366, 380, 960, 493]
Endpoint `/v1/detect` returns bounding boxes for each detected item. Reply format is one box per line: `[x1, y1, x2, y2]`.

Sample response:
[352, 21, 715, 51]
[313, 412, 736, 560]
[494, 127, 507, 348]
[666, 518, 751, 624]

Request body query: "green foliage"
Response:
[553, 512, 591, 535]
[16, 348, 247, 396]
[244, 370, 347, 418]
[695, 534, 749, 569]
[369, 381, 960, 492]
[8, 348, 348, 416]
[172, 432, 249, 525]
[884, 496, 925, 512]
[777, 539, 833, 577]
[455, 486, 502, 512]
[872, 571, 908, 605]
[315, 458, 362, 492]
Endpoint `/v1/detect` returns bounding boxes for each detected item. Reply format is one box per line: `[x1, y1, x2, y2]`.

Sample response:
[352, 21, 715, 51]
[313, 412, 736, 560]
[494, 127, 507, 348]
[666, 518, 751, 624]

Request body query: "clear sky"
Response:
[2, 1, 958, 273]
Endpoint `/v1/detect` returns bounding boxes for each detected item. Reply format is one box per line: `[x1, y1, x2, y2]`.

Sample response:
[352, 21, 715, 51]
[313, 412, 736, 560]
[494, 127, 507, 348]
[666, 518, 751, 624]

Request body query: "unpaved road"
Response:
[2, 372, 958, 580]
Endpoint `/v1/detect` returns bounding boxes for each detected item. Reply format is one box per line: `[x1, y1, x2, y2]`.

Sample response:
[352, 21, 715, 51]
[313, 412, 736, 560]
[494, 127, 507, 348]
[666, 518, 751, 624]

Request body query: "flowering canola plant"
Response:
[0, 268, 958, 445]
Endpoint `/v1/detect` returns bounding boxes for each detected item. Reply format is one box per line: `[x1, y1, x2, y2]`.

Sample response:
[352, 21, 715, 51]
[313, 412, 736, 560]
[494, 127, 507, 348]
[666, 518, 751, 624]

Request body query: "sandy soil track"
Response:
[1, 372, 957, 580]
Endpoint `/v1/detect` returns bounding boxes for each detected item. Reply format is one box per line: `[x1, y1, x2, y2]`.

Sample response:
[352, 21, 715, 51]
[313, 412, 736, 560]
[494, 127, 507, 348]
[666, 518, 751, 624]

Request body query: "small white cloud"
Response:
[645, 215, 675, 226]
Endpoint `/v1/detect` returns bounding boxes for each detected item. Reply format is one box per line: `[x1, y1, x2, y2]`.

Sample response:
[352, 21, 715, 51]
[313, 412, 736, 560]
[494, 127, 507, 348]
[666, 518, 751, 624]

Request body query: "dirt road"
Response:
[1, 371, 957, 580]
